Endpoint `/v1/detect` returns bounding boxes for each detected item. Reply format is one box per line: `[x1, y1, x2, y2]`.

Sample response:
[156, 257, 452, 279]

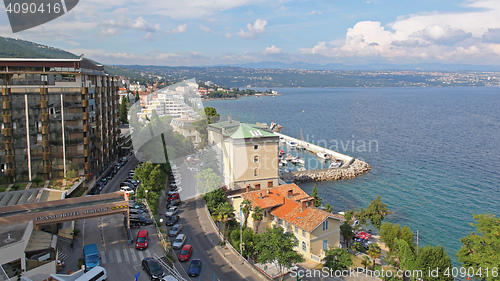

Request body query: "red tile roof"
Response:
[271, 198, 344, 232]
[240, 183, 310, 209]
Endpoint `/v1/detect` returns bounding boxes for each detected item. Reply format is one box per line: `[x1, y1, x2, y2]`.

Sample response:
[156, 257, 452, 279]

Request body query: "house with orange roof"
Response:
[228, 183, 344, 262]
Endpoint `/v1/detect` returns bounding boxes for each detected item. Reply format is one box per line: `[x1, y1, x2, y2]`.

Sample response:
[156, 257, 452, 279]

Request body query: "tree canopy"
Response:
[356, 195, 389, 230]
[323, 247, 353, 271]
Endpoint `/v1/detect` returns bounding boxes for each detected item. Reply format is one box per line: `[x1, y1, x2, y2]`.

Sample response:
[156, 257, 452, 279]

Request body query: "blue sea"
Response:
[205, 87, 500, 265]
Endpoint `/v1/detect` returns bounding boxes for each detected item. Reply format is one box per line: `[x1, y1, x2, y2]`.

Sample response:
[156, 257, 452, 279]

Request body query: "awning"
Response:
[355, 231, 372, 240]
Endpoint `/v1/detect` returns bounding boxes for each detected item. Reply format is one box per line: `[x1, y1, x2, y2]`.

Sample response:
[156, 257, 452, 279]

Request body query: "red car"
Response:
[178, 244, 193, 262]
[135, 230, 149, 250]
[168, 193, 180, 201]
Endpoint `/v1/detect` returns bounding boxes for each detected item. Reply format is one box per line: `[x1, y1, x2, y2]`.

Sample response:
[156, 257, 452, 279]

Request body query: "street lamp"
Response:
[145, 189, 149, 200]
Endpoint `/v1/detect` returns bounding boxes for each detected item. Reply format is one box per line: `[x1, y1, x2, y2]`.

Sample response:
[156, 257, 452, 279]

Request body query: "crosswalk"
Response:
[100, 248, 154, 264]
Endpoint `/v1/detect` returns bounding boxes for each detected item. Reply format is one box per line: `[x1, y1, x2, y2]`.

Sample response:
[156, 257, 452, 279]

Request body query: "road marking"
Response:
[130, 248, 137, 262]
[123, 249, 130, 263]
[138, 250, 145, 261]
[108, 250, 114, 263]
[100, 251, 106, 264]
[115, 249, 122, 263]
[144, 249, 152, 257]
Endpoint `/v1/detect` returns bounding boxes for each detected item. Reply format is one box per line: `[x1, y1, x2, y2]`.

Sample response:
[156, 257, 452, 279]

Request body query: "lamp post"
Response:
[145, 189, 149, 200]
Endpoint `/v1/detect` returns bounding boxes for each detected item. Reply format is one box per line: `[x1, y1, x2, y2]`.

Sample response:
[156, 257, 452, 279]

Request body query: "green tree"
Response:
[203, 188, 226, 213]
[231, 228, 260, 258]
[255, 226, 305, 280]
[340, 221, 354, 249]
[324, 204, 332, 213]
[352, 241, 360, 256]
[135, 91, 139, 101]
[323, 247, 353, 271]
[119, 96, 129, 124]
[356, 195, 389, 230]
[414, 245, 454, 281]
[367, 243, 382, 269]
[251, 206, 264, 233]
[213, 202, 234, 240]
[204, 106, 220, 124]
[457, 213, 500, 281]
[240, 199, 252, 228]
[195, 168, 222, 196]
[361, 256, 371, 269]
[311, 184, 321, 207]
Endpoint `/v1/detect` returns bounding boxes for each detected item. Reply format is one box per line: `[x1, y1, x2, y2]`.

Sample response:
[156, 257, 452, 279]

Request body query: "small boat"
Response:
[280, 138, 286, 143]
[284, 154, 295, 161]
[316, 151, 330, 160]
[287, 141, 297, 148]
[296, 145, 305, 150]
[329, 161, 341, 168]
[292, 157, 305, 165]
[279, 149, 285, 155]
[281, 159, 288, 165]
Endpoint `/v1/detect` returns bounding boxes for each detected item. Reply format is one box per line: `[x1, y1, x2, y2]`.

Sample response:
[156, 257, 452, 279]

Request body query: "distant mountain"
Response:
[231, 61, 500, 72]
[0, 36, 78, 59]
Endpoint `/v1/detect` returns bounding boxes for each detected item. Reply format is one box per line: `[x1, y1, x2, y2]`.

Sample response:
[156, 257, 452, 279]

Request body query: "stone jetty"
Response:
[281, 159, 371, 183]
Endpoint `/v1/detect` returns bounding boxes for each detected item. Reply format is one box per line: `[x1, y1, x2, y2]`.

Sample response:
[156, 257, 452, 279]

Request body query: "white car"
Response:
[172, 234, 186, 249]
[120, 186, 135, 195]
[165, 206, 179, 217]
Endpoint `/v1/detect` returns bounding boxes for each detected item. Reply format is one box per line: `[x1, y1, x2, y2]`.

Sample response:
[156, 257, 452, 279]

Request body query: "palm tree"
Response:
[240, 199, 252, 228]
[367, 243, 381, 269]
[218, 202, 235, 240]
[251, 206, 264, 233]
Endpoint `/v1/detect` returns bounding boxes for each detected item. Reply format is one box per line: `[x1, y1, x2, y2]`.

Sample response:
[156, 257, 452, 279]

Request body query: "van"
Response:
[83, 244, 100, 272]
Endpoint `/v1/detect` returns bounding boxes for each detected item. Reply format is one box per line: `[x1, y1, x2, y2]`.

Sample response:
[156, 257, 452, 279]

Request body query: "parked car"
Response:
[124, 179, 140, 187]
[100, 178, 108, 185]
[178, 245, 193, 262]
[121, 182, 135, 189]
[141, 258, 165, 280]
[187, 259, 202, 277]
[130, 215, 153, 226]
[136, 230, 149, 250]
[172, 234, 187, 249]
[169, 224, 183, 237]
[168, 193, 180, 201]
[129, 201, 146, 209]
[166, 199, 181, 208]
[165, 215, 179, 226]
[88, 186, 100, 195]
[130, 208, 148, 217]
[120, 186, 135, 195]
[165, 206, 179, 217]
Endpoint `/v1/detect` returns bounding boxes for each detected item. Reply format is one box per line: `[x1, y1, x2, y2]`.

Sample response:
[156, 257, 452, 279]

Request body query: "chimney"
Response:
[246, 185, 250, 193]
[309, 197, 315, 207]
[287, 189, 293, 198]
[259, 192, 263, 199]
[266, 189, 270, 194]
[301, 200, 308, 211]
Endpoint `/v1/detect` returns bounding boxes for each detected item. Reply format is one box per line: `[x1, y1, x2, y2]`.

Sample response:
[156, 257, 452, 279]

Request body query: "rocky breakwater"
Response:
[282, 159, 371, 183]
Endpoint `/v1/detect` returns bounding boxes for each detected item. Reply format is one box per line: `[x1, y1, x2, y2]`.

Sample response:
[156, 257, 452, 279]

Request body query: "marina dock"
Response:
[273, 132, 371, 183]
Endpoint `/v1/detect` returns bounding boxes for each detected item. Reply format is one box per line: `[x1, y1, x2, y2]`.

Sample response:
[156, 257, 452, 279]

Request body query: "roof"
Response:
[25, 230, 56, 252]
[271, 198, 344, 232]
[239, 183, 310, 209]
[208, 121, 277, 139]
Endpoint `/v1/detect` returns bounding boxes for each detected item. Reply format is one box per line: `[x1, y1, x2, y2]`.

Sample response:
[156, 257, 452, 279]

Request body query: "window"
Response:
[278, 219, 283, 226]
[323, 240, 328, 251]
[254, 168, 258, 176]
[323, 220, 329, 230]
[302, 241, 307, 252]
[267, 180, 273, 187]
[302, 229, 306, 236]
[254, 156, 259, 163]
[253, 144, 259, 150]
[264, 210, 267, 218]
[255, 183, 261, 190]
[294, 225, 298, 233]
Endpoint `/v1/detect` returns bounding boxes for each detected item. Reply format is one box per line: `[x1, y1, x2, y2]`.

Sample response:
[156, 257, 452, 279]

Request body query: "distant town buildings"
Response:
[0, 58, 120, 182]
[207, 121, 280, 191]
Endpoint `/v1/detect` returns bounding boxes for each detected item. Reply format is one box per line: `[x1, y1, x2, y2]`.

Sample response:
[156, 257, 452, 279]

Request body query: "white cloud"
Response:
[301, 0, 500, 64]
[237, 18, 267, 39]
[100, 16, 161, 36]
[170, 24, 187, 34]
[307, 10, 322, 15]
[199, 25, 211, 33]
[263, 45, 282, 54]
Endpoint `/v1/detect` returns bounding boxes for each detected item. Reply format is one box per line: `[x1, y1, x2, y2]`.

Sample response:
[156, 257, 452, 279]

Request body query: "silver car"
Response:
[172, 234, 186, 250]
[169, 224, 183, 237]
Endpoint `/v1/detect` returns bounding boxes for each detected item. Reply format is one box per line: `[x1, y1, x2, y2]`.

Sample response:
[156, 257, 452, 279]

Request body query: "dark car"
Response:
[130, 208, 148, 217]
[130, 201, 147, 210]
[165, 215, 179, 226]
[130, 215, 153, 226]
[100, 178, 108, 185]
[88, 186, 100, 195]
[168, 224, 183, 237]
[141, 258, 165, 280]
[187, 259, 202, 277]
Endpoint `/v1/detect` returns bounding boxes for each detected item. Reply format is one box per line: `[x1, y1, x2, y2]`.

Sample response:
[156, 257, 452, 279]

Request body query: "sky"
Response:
[2, 0, 500, 67]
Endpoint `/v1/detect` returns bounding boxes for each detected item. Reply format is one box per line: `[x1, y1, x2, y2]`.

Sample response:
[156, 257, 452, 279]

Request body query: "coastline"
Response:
[202, 93, 282, 101]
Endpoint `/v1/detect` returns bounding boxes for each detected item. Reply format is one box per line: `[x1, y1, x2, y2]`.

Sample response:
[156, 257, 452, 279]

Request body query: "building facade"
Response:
[0, 58, 120, 183]
[208, 121, 280, 191]
[229, 183, 344, 262]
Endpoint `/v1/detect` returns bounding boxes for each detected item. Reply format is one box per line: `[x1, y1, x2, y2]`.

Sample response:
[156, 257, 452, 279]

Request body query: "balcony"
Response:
[41, 126, 49, 135]
[84, 137, 89, 145]
[41, 100, 48, 108]
[83, 124, 89, 132]
[3, 101, 11, 110]
[85, 162, 91, 170]
[43, 152, 51, 161]
[42, 139, 50, 147]
[3, 114, 11, 123]
[84, 149, 90, 157]
[5, 155, 14, 163]
[83, 112, 89, 120]
[41, 113, 49, 122]
[82, 100, 88, 107]
[4, 141, 13, 150]
[4, 128, 12, 137]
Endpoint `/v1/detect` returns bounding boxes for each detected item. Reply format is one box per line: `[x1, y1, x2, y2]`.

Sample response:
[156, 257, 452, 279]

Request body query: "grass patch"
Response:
[0, 184, 10, 192]
[75, 188, 86, 197]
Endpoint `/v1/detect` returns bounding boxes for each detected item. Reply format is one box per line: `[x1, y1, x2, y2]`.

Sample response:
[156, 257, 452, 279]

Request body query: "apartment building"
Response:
[207, 120, 279, 191]
[0, 58, 120, 183]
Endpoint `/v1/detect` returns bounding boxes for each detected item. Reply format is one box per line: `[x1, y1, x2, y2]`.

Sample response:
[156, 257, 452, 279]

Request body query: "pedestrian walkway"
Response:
[99, 248, 152, 265]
